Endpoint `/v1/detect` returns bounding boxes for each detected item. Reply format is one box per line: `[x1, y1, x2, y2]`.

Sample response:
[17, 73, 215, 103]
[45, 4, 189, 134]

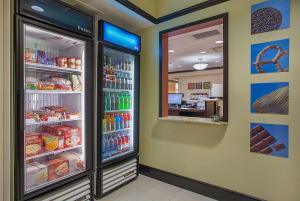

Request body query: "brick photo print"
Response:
[251, 0, 290, 35]
[250, 123, 288, 158]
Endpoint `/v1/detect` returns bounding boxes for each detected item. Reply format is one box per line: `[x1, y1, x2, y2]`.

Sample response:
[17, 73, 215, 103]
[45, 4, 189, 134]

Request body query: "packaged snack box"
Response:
[42, 134, 64, 151]
[60, 152, 85, 173]
[42, 125, 82, 148]
[25, 133, 43, 157]
[48, 158, 69, 181]
[26, 162, 48, 189]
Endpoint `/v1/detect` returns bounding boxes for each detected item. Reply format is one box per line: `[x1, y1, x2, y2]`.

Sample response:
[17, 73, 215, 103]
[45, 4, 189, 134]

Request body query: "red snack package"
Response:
[25, 133, 43, 157]
[48, 158, 69, 181]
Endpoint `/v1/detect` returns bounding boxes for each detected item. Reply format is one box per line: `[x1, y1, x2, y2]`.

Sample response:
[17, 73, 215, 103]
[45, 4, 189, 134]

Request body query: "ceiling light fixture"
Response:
[215, 61, 220, 63]
[200, 51, 207, 54]
[193, 59, 208, 70]
[215, 40, 223, 44]
[168, 50, 175, 53]
[31, 5, 44, 12]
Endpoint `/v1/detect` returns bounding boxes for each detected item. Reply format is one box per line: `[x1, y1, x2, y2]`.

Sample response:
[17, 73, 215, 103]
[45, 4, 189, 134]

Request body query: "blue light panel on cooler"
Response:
[103, 22, 141, 52]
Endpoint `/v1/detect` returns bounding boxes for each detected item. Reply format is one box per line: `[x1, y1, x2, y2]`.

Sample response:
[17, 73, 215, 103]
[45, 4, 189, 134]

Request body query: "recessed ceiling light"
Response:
[31, 5, 44, 12]
[168, 50, 175, 53]
[200, 51, 207, 54]
[215, 40, 223, 44]
[215, 61, 220, 63]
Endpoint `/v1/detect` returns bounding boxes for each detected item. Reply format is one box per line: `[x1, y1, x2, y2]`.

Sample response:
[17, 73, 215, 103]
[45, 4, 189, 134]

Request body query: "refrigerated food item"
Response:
[25, 77, 39, 90]
[42, 125, 82, 148]
[25, 133, 43, 157]
[37, 81, 55, 90]
[50, 77, 72, 91]
[26, 162, 48, 189]
[48, 158, 69, 181]
[67, 58, 76, 68]
[60, 152, 85, 173]
[75, 58, 82, 69]
[26, 111, 48, 122]
[56, 57, 68, 68]
[35, 50, 47, 64]
[43, 134, 64, 151]
[71, 75, 82, 91]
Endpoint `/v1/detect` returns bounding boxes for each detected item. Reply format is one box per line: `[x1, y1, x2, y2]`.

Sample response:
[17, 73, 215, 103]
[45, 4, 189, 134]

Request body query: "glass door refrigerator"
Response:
[14, 0, 94, 200]
[96, 21, 141, 198]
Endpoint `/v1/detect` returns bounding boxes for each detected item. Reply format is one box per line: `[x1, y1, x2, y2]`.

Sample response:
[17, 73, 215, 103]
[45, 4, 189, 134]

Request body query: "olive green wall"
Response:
[137, 0, 300, 201]
[129, 0, 158, 17]
[156, 0, 208, 17]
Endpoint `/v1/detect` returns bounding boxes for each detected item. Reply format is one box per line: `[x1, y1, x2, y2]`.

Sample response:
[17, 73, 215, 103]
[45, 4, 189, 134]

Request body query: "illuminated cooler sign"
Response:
[103, 22, 141, 52]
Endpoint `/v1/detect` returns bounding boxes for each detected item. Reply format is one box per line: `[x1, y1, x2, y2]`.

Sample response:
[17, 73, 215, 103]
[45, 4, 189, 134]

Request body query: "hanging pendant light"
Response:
[193, 59, 208, 70]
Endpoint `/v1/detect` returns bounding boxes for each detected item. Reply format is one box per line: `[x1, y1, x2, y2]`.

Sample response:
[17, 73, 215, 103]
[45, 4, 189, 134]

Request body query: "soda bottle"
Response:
[110, 114, 115, 131]
[102, 118, 107, 133]
[124, 73, 128, 90]
[108, 135, 114, 154]
[115, 93, 120, 110]
[111, 93, 115, 111]
[113, 134, 118, 153]
[127, 113, 132, 128]
[114, 114, 118, 130]
[119, 113, 124, 129]
[119, 92, 124, 110]
[116, 73, 120, 89]
[116, 134, 122, 152]
[128, 74, 133, 90]
[127, 92, 131, 109]
[123, 113, 128, 128]
[106, 92, 111, 111]
[119, 133, 125, 150]
[124, 92, 128, 109]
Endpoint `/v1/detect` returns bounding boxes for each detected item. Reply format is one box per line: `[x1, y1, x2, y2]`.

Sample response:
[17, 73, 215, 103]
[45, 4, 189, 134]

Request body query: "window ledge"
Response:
[158, 116, 228, 126]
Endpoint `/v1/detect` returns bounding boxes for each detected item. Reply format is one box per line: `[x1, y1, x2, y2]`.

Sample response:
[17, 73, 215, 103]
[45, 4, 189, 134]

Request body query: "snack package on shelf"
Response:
[67, 58, 76, 69]
[25, 133, 43, 157]
[26, 162, 48, 189]
[49, 77, 72, 91]
[48, 158, 69, 181]
[37, 81, 55, 90]
[60, 152, 85, 173]
[42, 125, 82, 148]
[25, 111, 48, 123]
[71, 75, 82, 91]
[42, 134, 64, 151]
[25, 77, 39, 90]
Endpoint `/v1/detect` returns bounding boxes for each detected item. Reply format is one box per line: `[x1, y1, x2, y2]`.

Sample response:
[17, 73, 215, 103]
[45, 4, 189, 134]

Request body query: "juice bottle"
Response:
[102, 118, 107, 132]
[110, 114, 115, 131]
[105, 114, 111, 131]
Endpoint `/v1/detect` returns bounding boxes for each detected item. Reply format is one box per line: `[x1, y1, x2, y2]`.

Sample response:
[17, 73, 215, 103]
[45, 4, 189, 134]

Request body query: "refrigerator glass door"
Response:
[23, 24, 86, 193]
[102, 47, 135, 163]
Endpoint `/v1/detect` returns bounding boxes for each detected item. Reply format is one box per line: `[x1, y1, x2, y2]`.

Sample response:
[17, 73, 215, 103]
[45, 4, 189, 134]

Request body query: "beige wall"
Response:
[2, 0, 11, 200]
[137, 0, 300, 200]
[0, 0, 4, 199]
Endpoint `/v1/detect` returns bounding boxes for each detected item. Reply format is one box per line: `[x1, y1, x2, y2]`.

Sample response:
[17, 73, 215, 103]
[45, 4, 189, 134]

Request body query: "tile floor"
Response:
[97, 175, 217, 201]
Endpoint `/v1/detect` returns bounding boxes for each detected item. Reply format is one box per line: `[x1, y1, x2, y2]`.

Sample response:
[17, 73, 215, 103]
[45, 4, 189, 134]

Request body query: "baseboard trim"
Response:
[139, 164, 265, 201]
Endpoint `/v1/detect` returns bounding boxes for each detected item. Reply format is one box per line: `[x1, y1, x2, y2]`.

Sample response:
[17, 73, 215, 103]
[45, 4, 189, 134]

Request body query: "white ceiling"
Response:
[168, 24, 224, 72]
[61, 0, 154, 31]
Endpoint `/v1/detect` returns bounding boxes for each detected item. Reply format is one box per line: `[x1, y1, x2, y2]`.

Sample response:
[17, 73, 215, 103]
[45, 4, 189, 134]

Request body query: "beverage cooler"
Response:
[14, 0, 94, 200]
[96, 21, 140, 198]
